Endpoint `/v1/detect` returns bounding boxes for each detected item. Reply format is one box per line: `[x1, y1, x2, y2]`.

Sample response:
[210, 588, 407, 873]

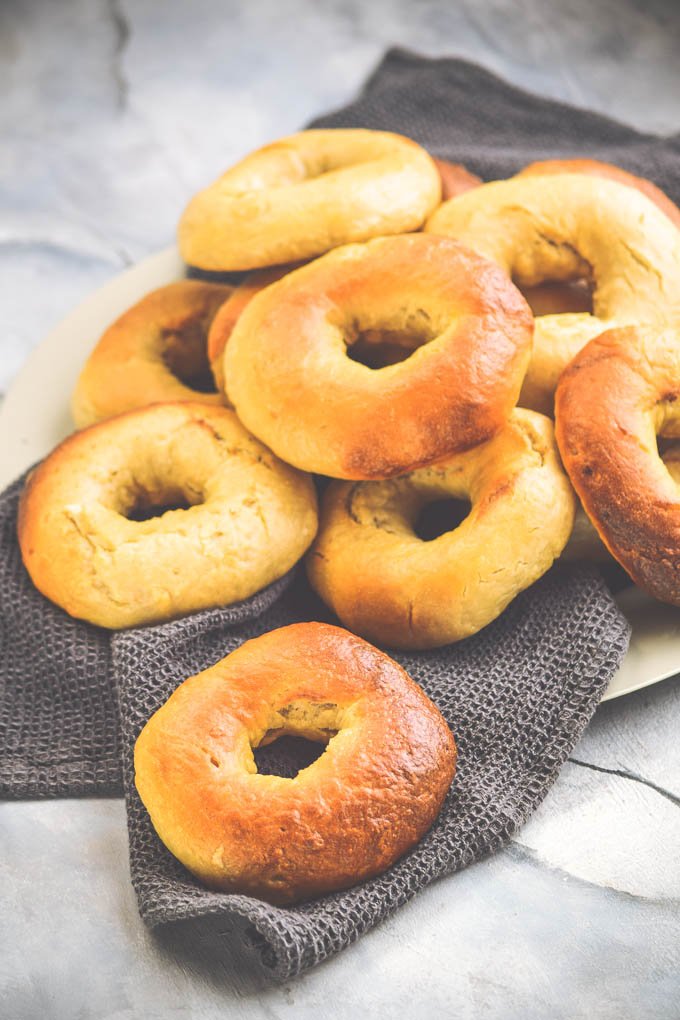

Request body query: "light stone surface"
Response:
[1, 1, 680, 1017]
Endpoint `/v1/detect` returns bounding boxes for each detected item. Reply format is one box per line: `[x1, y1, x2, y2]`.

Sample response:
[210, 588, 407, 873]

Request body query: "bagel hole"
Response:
[518, 279, 593, 316]
[160, 324, 217, 394]
[658, 435, 678, 457]
[415, 497, 471, 541]
[254, 734, 335, 779]
[124, 485, 199, 521]
[345, 322, 436, 370]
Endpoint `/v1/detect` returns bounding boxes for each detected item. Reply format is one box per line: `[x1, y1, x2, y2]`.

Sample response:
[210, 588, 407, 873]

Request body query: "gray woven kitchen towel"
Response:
[0, 474, 119, 798]
[0, 471, 296, 798]
[115, 566, 630, 981]
[310, 47, 680, 195]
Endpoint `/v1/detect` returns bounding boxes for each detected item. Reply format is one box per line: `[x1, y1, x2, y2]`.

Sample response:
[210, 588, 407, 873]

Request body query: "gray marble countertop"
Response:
[2, 1, 680, 1018]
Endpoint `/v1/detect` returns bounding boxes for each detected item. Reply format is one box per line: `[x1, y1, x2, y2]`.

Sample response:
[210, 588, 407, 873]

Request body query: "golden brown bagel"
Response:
[207, 263, 301, 392]
[560, 444, 680, 563]
[134, 622, 456, 904]
[71, 281, 232, 428]
[426, 174, 680, 414]
[225, 233, 533, 480]
[178, 129, 441, 271]
[307, 409, 574, 648]
[555, 325, 680, 602]
[18, 403, 318, 628]
[431, 158, 482, 200]
[518, 158, 680, 231]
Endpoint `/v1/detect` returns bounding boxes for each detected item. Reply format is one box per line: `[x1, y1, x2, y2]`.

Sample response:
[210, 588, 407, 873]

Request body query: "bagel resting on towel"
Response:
[18, 402, 318, 628]
[134, 622, 456, 904]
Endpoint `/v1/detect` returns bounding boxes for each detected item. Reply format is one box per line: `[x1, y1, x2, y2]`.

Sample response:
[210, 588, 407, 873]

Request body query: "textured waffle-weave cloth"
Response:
[309, 46, 680, 192]
[116, 567, 630, 981]
[0, 471, 296, 798]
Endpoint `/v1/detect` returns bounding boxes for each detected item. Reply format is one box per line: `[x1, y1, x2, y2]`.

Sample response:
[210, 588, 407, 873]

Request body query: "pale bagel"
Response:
[426, 174, 680, 414]
[179, 129, 441, 271]
[19, 403, 318, 628]
[307, 409, 574, 648]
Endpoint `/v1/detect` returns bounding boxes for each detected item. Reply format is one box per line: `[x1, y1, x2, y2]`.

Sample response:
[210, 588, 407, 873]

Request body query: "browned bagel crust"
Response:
[134, 622, 457, 904]
[225, 234, 534, 480]
[426, 174, 680, 417]
[518, 158, 680, 231]
[555, 326, 680, 602]
[432, 158, 482, 200]
[207, 263, 302, 392]
[72, 281, 233, 427]
[516, 158, 680, 333]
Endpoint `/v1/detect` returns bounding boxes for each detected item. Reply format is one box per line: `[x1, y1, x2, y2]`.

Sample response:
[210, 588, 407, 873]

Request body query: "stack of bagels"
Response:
[52, 126, 680, 643]
[16, 128, 680, 904]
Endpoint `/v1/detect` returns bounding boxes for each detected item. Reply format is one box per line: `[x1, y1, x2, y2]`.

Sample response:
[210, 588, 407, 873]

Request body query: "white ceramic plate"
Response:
[2, 246, 679, 702]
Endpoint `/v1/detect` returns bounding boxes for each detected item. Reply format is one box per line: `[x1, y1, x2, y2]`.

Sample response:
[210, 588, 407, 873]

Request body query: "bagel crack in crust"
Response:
[18, 403, 318, 628]
[224, 233, 533, 479]
[134, 623, 457, 904]
[307, 409, 575, 648]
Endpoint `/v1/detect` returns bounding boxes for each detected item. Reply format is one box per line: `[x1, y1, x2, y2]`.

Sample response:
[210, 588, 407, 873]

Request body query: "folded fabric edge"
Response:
[111, 568, 299, 643]
[135, 806, 532, 982]
[0, 759, 123, 800]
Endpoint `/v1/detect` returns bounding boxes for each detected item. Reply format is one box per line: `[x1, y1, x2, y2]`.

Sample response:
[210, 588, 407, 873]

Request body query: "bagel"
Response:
[18, 403, 318, 628]
[432, 163, 595, 321]
[516, 158, 680, 326]
[72, 281, 232, 427]
[207, 263, 301, 392]
[307, 409, 574, 648]
[561, 445, 680, 563]
[134, 622, 456, 904]
[429, 164, 595, 320]
[225, 233, 533, 480]
[431, 158, 482, 200]
[555, 325, 680, 603]
[518, 158, 680, 231]
[426, 174, 680, 414]
[178, 129, 441, 271]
